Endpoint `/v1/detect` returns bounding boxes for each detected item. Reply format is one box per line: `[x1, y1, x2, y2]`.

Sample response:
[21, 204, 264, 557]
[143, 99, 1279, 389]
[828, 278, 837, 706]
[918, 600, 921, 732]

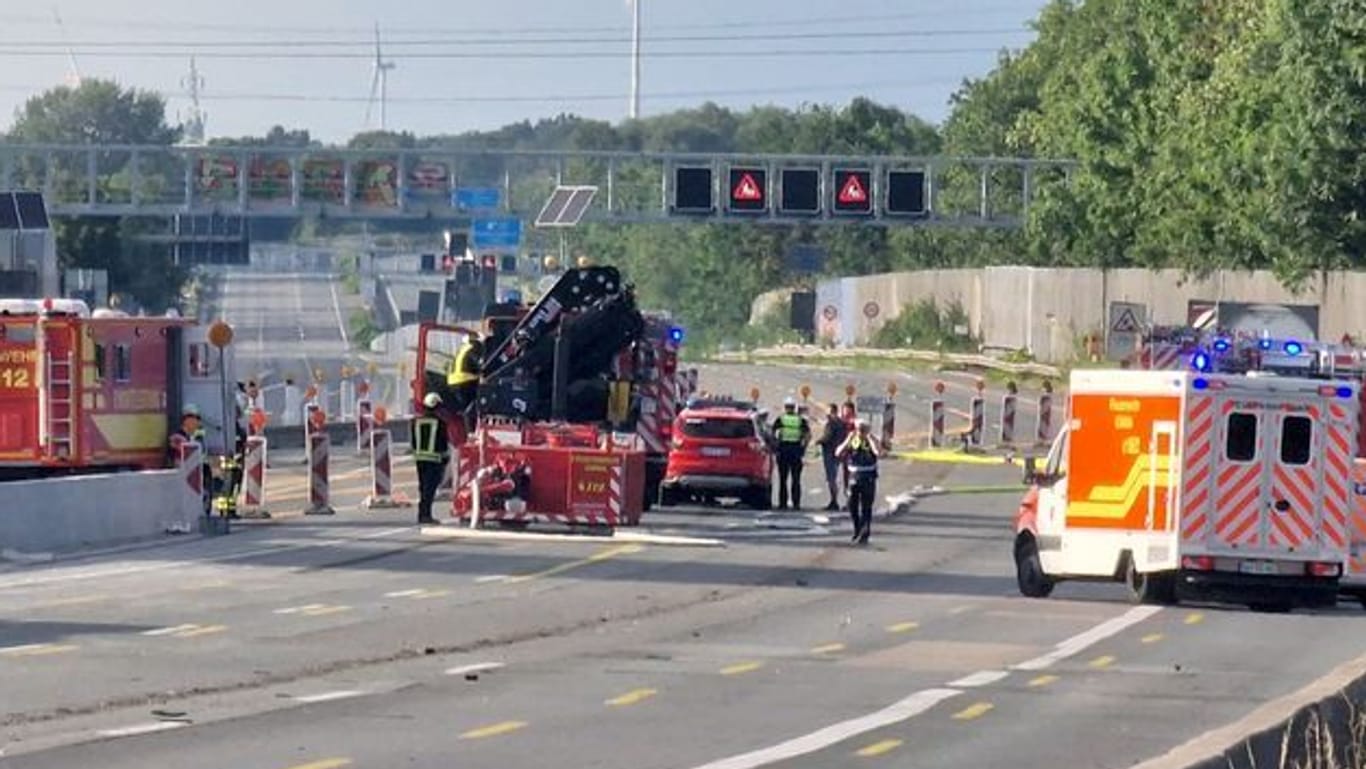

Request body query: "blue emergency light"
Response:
[1213, 338, 1231, 353]
[1191, 350, 1212, 373]
[668, 326, 685, 344]
[1259, 338, 1274, 351]
[1283, 340, 1304, 356]
[1193, 377, 1209, 391]
[1339, 386, 1354, 399]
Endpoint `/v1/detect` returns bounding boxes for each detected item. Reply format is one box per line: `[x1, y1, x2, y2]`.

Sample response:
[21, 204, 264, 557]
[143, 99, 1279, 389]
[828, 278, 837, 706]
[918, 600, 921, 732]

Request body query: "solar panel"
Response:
[534, 187, 577, 228]
[0, 194, 17, 231]
[534, 185, 598, 228]
[554, 187, 597, 226]
[14, 192, 48, 229]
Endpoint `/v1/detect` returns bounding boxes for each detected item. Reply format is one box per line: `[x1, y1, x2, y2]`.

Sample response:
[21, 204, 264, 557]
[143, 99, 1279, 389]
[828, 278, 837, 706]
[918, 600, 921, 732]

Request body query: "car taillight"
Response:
[749, 440, 766, 453]
[1307, 561, 1342, 578]
[1181, 555, 1214, 571]
[672, 435, 684, 450]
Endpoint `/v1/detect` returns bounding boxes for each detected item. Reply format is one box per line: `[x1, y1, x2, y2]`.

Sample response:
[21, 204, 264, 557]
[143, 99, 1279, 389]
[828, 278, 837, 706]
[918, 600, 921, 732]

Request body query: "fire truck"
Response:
[411, 266, 686, 528]
[0, 297, 237, 480]
[1016, 330, 1366, 611]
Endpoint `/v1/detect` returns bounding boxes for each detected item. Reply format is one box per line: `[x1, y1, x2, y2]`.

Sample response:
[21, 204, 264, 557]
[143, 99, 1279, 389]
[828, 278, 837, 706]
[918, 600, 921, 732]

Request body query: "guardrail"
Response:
[713, 345, 1063, 379]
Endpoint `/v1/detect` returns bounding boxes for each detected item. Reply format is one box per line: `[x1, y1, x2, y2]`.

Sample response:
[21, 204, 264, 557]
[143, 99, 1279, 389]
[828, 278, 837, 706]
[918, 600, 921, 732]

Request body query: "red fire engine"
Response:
[0, 298, 237, 480]
[410, 266, 686, 529]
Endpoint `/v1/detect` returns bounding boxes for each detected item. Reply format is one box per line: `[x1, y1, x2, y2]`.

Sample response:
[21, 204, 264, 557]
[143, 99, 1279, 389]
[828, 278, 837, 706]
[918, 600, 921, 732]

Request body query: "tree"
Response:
[5, 79, 183, 310]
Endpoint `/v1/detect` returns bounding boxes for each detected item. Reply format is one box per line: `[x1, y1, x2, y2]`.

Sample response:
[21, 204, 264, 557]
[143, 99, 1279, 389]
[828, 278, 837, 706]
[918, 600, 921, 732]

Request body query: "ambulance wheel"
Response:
[1126, 560, 1177, 605]
[1015, 536, 1054, 598]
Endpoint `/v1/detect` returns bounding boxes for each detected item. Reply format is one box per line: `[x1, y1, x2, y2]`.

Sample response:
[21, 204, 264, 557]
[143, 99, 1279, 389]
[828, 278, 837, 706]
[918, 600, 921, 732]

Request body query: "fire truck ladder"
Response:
[37, 323, 75, 461]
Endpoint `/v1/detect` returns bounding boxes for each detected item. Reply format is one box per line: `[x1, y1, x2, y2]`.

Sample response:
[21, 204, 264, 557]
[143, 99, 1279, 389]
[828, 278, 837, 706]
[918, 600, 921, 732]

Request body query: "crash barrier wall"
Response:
[804, 267, 1366, 364]
[0, 469, 199, 555]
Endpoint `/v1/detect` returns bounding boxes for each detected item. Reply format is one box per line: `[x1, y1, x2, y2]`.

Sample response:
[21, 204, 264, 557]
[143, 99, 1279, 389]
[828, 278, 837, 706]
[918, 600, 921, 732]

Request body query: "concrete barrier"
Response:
[0, 469, 199, 556]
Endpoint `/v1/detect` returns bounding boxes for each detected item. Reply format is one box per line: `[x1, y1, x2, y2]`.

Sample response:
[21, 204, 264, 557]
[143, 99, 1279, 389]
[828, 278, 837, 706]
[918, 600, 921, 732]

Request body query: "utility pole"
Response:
[629, 0, 641, 120]
[181, 56, 207, 146]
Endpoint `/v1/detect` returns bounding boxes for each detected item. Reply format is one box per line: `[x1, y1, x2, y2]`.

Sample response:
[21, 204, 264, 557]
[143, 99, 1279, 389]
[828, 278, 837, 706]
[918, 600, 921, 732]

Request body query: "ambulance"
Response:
[1015, 352, 1359, 611]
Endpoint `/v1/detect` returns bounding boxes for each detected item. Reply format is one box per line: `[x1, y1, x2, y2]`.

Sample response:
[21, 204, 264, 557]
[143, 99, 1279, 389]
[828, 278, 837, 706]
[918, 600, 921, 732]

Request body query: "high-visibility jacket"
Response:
[775, 413, 806, 444]
[412, 415, 449, 463]
[846, 435, 879, 478]
[447, 342, 481, 386]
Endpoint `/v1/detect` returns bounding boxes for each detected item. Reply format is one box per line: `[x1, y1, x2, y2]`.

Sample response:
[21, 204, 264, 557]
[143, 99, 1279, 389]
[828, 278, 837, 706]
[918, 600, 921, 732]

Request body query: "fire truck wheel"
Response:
[1014, 536, 1054, 598]
[1126, 559, 1177, 605]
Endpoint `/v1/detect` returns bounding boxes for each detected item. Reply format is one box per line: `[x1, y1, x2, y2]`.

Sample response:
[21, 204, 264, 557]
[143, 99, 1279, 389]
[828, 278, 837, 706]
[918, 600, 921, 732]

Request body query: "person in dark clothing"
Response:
[411, 392, 452, 525]
[816, 402, 849, 511]
[837, 419, 881, 545]
[770, 396, 811, 510]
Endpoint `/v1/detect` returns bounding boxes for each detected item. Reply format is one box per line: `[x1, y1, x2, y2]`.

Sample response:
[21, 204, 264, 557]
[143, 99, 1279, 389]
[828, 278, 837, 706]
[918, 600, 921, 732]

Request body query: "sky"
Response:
[0, 0, 1048, 145]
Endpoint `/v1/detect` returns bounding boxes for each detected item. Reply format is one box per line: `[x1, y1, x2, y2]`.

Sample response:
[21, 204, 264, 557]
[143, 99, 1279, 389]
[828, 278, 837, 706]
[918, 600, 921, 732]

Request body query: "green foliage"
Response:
[348, 308, 380, 350]
[871, 298, 977, 352]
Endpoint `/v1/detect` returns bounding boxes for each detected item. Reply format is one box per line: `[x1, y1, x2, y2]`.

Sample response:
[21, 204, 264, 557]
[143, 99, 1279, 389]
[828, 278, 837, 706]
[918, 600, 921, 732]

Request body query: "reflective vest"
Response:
[447, 343, 480, 386]
[847, 435, 878, 477]
[777, 413, 805, 444]
[413, 417, 445, 462]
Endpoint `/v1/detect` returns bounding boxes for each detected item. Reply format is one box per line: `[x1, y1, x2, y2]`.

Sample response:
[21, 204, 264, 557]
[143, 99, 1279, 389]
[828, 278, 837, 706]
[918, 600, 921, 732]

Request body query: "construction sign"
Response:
[1106, 301, 1147, 361]
[727, 167, 767, 212]
[833, 169, 872, 214]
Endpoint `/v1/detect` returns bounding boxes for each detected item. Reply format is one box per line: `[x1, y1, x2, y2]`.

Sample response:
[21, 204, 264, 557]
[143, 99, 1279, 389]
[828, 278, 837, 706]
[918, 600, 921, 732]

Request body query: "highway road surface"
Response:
[211, 269, 364, 423]
[3, 364, 1366, 769]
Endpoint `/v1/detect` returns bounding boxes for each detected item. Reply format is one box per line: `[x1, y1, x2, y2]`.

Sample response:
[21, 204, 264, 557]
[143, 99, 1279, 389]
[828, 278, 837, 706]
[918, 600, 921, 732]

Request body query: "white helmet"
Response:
[783, 396, 797, 407]
[423, 392, 442, 409]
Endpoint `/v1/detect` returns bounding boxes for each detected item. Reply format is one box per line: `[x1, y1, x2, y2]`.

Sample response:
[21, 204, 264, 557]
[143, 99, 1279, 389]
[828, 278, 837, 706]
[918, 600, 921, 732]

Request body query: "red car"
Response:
[659, 400, 773, 509]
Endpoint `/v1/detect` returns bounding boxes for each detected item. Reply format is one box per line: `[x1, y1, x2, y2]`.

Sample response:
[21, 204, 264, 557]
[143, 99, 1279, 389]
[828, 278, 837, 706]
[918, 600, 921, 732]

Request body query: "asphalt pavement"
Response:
[3, 365, 1365, 768]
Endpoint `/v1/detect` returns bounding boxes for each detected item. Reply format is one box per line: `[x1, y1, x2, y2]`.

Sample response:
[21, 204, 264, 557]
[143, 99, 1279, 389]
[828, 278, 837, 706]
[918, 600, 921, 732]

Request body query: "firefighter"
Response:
[771, 396, 811, 510]
[412, 392, 451, 525]
[816, 402, 849, 511]
[838, 418, 881, 546]
[447, 333, 484, 420]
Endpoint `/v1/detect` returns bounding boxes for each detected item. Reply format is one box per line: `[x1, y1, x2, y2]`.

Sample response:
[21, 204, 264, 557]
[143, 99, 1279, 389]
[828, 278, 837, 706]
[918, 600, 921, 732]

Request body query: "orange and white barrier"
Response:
[304, 431, 336, 515]
[1036, 393, 1054, 444]
[176, 441, 207, 515]
[881, 399, 895, 450]
[356, 398, 373, 454]
[241, 435, 270, 518]
[929, 381, 946, 448]
[1000, 393, 1017, 446]
[364, 428, 410, 509]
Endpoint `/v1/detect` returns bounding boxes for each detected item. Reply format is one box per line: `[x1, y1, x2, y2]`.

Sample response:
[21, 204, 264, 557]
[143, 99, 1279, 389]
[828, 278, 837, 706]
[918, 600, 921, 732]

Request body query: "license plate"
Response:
[701, 446, 731, 457]
[1239, 560, 1277, 575]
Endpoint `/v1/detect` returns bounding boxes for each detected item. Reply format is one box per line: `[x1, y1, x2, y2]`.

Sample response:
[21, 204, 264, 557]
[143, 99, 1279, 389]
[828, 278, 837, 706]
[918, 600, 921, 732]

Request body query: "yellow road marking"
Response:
[886, 621, 919, 634]
[459, 720, 527, 739]
[855, 739, 904, 757]
[720, 661, 764, 676]
[303, 605, 351, 616]
[0, 643, 78, 657]
[1184, 612, 1205, 625]
[504, 544, 643, 584]
[953, 702, 994, 721]
[811, 642, 846, 655]
[1141, 633, 1164, 644]
[174, 624, 227, 638]
[281, 759, 352, 769]
[1089, 655, 1115, 669]
[605, 688, 658, 707]
[1027, 674, 1058, 687]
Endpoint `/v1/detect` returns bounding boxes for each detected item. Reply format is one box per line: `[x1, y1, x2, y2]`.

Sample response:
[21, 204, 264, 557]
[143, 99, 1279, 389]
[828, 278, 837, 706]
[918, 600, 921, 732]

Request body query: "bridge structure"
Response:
[0, 143, 1075, 229]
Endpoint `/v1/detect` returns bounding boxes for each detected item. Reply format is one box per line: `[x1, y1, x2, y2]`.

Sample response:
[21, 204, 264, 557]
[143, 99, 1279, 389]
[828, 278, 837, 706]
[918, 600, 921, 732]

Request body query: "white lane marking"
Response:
[329, 279, 350, 345]
[686, 689, 962, 769]
[141, 624, 199, 637]
[446, 662, 505, 677]
[384, 589, 425, 598]
[1013, 606, 1162, 671]
[474, 575, 509, 583]
[0, 526, 413, 590]
[948, 670, 1009, 688]
[274, 604, 328, 615]
[96, 722, 187, 738]
[295, 690, 364, 704]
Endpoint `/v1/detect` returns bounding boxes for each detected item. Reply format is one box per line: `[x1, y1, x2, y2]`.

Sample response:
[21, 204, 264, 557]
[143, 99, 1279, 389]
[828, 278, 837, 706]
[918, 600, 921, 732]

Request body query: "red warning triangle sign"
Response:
[732, 173, 763, 202]
[838, 174, 868, 205]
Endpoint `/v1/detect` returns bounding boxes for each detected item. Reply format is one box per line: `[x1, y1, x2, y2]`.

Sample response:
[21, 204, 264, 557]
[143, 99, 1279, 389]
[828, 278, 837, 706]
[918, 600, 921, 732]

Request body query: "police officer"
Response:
[412, 392, 451, 525]
[771, 396, 811, 510]
[447, 333, 484, 414]
[838, 418, 881, 545]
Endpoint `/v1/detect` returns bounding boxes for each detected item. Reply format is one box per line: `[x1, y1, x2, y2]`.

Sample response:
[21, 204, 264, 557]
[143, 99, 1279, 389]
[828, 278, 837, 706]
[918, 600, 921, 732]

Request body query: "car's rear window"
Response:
[680, 416, 754, 439]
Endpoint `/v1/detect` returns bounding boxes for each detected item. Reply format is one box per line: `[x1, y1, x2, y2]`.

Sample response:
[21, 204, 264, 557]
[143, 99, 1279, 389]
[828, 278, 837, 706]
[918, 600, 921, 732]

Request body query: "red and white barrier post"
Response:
[881, 399, 896, 451]
[929, 381, 945, 448]
[304, 431, 336, 515]
[968, 379, 986, 447]
[1036, 379, 1055, 445]
[1000, 380, 1018, 446]
[364, 428, 410, 509]
[240, 435, 271, 518]
[356, 398, 373, 454]
[176, 440, 207, 516]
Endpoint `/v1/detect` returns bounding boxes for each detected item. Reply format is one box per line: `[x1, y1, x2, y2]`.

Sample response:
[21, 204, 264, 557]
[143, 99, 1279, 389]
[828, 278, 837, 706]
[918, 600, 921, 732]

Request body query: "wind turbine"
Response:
[364, 22, 396, 132]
